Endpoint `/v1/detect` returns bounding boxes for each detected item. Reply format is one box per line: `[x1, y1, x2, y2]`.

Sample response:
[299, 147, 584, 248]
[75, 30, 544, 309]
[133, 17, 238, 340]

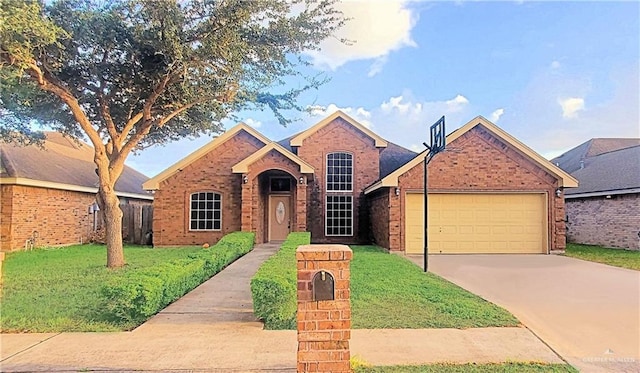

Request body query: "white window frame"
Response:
[326, 152, 353, 192]
[325, 194, 353, 237]
[189, 192, 222, 231]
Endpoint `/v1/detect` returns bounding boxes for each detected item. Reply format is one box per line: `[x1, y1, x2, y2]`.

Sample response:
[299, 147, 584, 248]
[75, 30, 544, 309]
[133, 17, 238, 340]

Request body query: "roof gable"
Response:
[143, 123, 270, 190]
[365, 116, 578, 194]
[231, 142, 315, 174]
[1, 132, 151, 198]
[290, 110, 387, 148]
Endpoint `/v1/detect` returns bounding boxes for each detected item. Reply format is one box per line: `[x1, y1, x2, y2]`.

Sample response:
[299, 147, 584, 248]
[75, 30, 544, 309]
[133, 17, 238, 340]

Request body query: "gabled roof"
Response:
[232, 142, 315, 174]
[551, 138, 640, 174]
[0, 132, 152, 200]
[143, 123, 270, 190]
[561, 145, 640, 198]
[364, 116, 578, 194]
[290, 110, 388, 148]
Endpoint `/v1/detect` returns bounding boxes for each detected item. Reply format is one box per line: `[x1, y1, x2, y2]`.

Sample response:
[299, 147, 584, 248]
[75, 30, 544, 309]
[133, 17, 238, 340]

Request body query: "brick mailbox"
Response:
[296, 244, 352, 373]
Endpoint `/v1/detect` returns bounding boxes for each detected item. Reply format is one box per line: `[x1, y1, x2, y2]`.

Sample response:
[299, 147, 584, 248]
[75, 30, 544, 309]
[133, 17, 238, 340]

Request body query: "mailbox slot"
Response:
[312, 270, 335, 301]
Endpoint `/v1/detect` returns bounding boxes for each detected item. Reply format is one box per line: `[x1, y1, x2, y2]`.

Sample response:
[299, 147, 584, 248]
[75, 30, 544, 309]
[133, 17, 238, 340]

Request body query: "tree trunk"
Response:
[98, 186, 125, 268]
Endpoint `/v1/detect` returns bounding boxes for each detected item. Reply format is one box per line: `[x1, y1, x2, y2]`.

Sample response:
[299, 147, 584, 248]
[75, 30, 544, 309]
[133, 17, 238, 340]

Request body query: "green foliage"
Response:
[250, 232, 310, 329]
[565, 243, 640, 270]
[102, 232, 255, 324]
[0, 244, 203, 332]
[0, 0, 345, 144]
[354, 362, 578, 373]
[250, 244, 518, 330]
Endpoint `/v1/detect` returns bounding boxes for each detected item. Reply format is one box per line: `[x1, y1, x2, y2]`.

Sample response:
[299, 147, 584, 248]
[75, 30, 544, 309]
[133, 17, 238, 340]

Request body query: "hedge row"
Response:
[102, 232, 255, 324]
[250, 232, 311, 329]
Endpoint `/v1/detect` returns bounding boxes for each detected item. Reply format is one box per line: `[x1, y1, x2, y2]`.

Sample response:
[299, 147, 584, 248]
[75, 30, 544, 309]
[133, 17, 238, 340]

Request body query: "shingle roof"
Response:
[379, 141, 417, 178]
[551, 138, 640, 174]
[562, 145, 640, 196]
[1, 132, 151, 197]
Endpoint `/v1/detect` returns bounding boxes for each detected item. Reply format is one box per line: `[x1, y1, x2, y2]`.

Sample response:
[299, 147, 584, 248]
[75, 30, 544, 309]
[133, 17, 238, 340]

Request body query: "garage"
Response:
[405, 193, 548, 254]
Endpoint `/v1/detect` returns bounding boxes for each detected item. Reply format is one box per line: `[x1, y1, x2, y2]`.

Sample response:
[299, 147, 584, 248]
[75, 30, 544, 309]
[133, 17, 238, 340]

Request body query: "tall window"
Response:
[190, 192, 221, 231]
[326, 152, 353, 236]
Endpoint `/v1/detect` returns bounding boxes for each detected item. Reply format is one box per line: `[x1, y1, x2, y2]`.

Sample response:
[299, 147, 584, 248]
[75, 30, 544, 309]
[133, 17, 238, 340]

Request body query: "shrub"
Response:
[103, 231, 255, 324]
[250, 232, 310, 329]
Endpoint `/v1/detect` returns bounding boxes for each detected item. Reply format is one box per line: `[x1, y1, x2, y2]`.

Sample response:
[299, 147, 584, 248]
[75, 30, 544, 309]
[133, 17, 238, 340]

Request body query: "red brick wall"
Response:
[296, 118, 380, 243]
[153, 131, 264, 246]
[368, 189, 390, 249]
[566, 193, 640, 250]
[1, 185, 152, 251]
[392, 126, 565, 252]
[1, 185, 95, 251]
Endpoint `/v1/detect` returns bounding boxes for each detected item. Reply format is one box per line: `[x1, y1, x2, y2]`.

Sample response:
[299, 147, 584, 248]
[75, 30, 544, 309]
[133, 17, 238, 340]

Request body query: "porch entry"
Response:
[269, 194, 291, 241]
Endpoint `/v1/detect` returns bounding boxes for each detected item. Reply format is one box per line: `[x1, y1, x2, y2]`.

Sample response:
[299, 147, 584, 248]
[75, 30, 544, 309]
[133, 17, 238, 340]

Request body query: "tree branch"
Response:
[25, 61, 104, 153]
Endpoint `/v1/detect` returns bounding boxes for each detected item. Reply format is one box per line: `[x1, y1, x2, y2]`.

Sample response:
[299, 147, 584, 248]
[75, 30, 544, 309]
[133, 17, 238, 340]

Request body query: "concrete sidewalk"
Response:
[1, 244, 564, 372]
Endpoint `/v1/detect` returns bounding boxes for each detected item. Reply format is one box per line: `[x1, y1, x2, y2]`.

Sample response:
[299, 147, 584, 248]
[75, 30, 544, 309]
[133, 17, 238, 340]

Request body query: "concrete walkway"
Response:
[2, 245, 563, 372]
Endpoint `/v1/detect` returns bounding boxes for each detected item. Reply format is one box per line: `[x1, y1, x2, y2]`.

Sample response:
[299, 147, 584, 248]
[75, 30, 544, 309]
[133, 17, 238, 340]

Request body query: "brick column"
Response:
[241, 178, 252, 232]
[296, 245, 352, 373]
[296, 182, 308, 231]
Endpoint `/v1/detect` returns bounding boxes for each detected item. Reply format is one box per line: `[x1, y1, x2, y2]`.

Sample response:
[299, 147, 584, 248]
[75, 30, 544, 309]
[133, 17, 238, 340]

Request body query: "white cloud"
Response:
[367, 56, 388, 77]
[490, 108, 505, 122]
[305, 1, 418, 72]
[244, 118, 262, 128]
[558, 97, 585, 118]
[445, 95, 469, 112]
[305, 92, 472, 149]
[307, 103, 373, 128]
[550, 60, 561, 69]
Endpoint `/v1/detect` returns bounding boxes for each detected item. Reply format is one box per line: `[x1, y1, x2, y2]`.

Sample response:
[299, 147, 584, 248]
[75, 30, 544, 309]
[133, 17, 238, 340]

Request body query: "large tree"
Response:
[0, 0, 344, 267]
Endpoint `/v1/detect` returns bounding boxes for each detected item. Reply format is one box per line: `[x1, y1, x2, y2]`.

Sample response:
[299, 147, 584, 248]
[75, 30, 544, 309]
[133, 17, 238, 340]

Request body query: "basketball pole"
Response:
[423, 116, 445, 273]
[423, 149, 429, 272]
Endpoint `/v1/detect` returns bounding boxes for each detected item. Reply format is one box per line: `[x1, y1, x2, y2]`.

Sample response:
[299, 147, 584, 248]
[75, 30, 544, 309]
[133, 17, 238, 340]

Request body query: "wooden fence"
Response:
[95, 203, 153, 245]
[121, 204, 153, 245]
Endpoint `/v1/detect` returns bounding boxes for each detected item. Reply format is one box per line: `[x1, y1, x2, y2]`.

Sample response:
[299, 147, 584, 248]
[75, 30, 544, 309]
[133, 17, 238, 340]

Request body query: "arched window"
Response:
[189, 192, 221, 231]
[326, 152, 353, 191]
[326, 152, 353, 236]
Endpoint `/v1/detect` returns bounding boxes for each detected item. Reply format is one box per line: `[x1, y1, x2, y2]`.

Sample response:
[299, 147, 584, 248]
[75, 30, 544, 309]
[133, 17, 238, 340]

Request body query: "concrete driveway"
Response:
[409, 254, 640, 372]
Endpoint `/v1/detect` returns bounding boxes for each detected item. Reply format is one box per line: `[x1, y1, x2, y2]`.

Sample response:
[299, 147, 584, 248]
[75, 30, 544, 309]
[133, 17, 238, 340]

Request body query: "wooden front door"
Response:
[269, 195, 291, 241]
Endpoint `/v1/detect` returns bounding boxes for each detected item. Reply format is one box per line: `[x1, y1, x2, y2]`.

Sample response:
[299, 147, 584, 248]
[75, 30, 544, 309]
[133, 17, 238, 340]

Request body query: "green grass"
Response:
[354, 362, 577, 372]
[565, 243, 640, 270]
[251, 243, 519, 329]
[0, 244, 203, 332]
[351, 246, 518, 328]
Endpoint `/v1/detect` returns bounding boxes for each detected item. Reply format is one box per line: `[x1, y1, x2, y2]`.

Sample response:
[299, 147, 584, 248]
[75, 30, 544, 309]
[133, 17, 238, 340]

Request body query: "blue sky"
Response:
[129, 1, 640, 177]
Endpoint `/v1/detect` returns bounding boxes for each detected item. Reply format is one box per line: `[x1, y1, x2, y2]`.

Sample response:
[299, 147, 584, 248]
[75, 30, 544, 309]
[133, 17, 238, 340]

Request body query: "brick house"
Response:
[552, 139, 640, 250]
[1, 132, 153, 251]
[145, 112, 577, 254]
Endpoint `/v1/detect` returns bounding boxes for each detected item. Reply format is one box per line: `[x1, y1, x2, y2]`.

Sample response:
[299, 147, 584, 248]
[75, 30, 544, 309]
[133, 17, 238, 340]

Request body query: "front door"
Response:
[269, 195, 291, 241]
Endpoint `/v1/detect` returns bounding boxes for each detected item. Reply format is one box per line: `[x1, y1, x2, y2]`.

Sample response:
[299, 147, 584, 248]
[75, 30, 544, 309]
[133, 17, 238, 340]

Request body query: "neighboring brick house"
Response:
[0, 132, 153, 251]
[552, 139, 640, 250]
[145, 112, 577, 254]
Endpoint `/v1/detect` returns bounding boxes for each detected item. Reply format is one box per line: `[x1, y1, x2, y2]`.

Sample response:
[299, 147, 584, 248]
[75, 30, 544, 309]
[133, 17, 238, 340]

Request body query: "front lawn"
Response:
[251, 241, 518, 329]
[354, 362, 577, 373]
[1, 234, 253, 332]
[351, 246, 518, 328]
[565, 243, 640, 270]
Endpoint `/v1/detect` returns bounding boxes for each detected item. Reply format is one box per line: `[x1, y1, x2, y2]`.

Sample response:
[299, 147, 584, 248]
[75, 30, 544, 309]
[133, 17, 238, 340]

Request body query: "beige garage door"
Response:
[405, 193, 547, 254]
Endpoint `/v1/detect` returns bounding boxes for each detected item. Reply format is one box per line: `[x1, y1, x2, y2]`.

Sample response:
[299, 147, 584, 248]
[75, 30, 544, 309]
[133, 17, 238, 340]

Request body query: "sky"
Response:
[128, 0, 640, 177]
